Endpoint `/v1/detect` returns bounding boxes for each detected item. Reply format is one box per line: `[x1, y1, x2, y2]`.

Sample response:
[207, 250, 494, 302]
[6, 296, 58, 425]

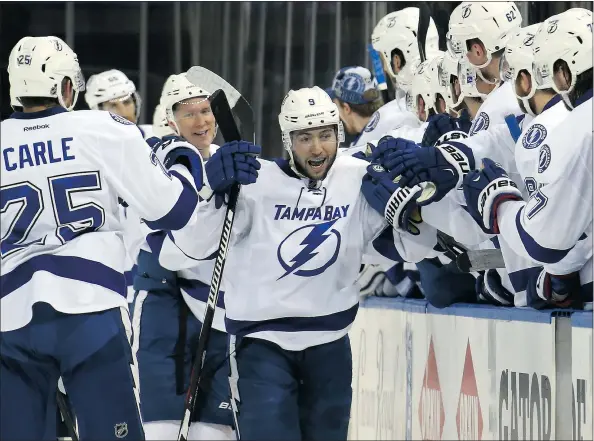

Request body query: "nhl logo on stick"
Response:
[114, 422, 128, 438]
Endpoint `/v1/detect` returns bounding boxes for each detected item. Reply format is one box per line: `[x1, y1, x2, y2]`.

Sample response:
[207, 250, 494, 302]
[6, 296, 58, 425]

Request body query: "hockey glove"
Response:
[205, 140, 261, 205]
[421, 109, 472, 147]
[383, 141, 474, 206]
[361, 163, 424, 234]
[476, 269, 515, 306]
[368, 136, 418, 165]
[356, 264, 387, 297]
[526, 269, 583, 309]
[462, 158, 522, 234]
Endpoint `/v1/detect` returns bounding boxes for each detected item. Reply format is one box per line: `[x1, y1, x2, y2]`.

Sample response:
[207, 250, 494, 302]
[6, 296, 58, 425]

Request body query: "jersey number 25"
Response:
[1, 171, 105, 258]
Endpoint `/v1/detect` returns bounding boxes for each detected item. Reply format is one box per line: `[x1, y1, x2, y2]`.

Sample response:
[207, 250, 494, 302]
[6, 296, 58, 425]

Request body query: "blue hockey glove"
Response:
[421, 109, 472, 147]
[526, 269, 583, 309]
[369, 136, 418, 165]
[462, 158, 523, 234]
[361, 164, 424, 234]
[476, 269, 515, 306]
[383, 141, 474, 206]
[205, 140, 261, 196]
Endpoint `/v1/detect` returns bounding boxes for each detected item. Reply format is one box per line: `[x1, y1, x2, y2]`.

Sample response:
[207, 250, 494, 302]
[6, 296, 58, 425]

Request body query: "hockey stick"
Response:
[417, 4, 431, 64]
[435, 231, 505, 272]
[177, 89, 253, 441]
[57, 390, 79, 441]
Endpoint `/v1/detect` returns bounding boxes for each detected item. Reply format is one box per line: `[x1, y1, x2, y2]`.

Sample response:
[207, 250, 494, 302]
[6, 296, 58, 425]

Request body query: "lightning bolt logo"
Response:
[277, 220, 341, 280]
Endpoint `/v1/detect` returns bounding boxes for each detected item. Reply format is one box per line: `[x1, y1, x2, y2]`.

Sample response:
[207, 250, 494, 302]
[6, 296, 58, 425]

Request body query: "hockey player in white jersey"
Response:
[130, 72, 235, 440]
[0, 36, 205, 440]
[463, 8, 594, 307]
[154, 86, 437, 440]
[85, 69, 154, 137]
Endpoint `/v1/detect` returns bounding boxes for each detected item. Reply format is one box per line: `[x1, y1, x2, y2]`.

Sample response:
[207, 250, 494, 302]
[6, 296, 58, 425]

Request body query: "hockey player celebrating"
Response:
[131, 72, 235, 440]
[463, 8, 593, 307]
[1, 36, 205, 440]
[154, 86, 437, 440]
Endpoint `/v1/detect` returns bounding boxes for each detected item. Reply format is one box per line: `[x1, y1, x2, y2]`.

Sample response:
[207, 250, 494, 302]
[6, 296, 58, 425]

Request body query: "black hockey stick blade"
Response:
[57, 390, 79, 441]
[417, 3, 432, 62]
[177, 89, 250, 441]
[456, 249, 506, 273]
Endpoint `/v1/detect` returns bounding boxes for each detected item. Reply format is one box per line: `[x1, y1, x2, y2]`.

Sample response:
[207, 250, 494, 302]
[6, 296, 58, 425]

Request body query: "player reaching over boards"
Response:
[0, 36, 205, 441]
[153, 86, 437, 440]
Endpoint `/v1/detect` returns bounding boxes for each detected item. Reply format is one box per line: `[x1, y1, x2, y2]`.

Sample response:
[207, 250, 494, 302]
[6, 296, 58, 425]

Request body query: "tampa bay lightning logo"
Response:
[470, 112, 490, 135]
[364, 112, 380, 132]
[547, 19, 559, 34]
[343, 74, 365, 94]
[523, 34, 535, 46]
[522, 123, 547, 149]
[461, 4, 472, 18]
[277, 220, 341, 280]
[538, 144, 551, 173]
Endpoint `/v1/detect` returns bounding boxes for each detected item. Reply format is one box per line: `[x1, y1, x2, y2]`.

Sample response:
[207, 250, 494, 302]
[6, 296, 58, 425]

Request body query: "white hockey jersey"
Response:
[497, 96, 593, 288]
[468, 81, 523, 136]
[0, 108, 199, 332]
[157, 155, 437, 350]
[353, 98, 421, 147]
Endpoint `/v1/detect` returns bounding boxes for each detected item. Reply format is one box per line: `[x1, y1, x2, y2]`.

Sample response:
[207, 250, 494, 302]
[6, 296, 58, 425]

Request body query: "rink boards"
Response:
[348, 297, 592, 441]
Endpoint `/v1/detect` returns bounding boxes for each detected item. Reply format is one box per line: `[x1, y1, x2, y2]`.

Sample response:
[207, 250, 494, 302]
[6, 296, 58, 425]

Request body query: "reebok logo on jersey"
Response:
[23, 124, 49, 132]
[274, 204, 349, 221]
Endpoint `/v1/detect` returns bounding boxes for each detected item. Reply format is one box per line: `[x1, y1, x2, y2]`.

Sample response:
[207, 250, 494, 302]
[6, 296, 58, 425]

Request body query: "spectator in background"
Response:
[326, 66, 384, 147]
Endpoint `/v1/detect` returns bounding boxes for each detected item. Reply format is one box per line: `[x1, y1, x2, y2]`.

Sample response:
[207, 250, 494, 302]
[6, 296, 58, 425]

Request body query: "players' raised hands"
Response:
[421, 109, 472, 147]
[361, 163, 424, 234]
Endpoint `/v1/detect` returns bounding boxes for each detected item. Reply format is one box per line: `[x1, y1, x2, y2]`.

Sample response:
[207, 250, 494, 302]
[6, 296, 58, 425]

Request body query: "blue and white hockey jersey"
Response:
[497, 93, 593, 289]
[157, 154, 437, 350]
[0, 108, 199, 332]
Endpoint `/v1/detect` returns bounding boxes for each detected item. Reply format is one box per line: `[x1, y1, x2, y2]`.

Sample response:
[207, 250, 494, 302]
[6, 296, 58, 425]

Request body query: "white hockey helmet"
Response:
[8, 36, 85, 111]
[498, 24, 542, 116]
[457, 59, 489, 100]
[437, 51, 465, 110]
[371, 7, 440, 92]
[152, 103, 174, 138]
[406, 55, 443, 121]
[85, 69, 142, 120]
[160, 73, 212, 136]
[278, 86, 345, 174]
[532, 8, 593, 107]
[447, 2, 522, 69]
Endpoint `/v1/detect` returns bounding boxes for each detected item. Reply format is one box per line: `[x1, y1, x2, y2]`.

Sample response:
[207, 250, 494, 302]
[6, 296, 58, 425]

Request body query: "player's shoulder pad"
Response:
[152, 135, 199, 164]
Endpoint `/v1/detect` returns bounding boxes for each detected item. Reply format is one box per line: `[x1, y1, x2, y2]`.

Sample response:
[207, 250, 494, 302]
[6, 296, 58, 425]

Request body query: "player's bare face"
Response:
[173, 97, 216, 151]
[291, 126, 338, 180]
[101, 96, 137, 124]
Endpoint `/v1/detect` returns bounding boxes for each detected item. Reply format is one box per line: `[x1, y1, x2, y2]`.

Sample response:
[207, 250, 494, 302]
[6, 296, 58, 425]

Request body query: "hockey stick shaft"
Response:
[57, 390, 79, 441]
[177, 89, 248, 441]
